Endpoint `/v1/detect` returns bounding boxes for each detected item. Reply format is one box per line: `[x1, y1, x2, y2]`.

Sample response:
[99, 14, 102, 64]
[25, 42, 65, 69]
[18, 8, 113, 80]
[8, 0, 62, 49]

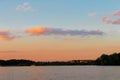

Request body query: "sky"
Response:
[0, 0, 120, 61]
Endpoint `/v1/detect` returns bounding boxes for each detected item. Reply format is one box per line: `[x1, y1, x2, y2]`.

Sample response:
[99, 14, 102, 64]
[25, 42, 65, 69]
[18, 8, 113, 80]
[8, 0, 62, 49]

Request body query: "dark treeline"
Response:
[0, 53, 120, 66]
[95, 53, 120, 65]
[0, 59, 95, 66]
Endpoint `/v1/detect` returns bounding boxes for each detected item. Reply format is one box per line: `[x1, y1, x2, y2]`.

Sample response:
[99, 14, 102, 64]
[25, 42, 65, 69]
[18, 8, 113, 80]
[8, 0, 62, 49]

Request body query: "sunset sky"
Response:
[0, 0, 120, 61]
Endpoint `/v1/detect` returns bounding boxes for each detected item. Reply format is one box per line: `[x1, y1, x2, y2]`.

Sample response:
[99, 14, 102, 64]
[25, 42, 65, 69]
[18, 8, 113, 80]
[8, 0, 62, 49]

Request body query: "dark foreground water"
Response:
[0, 66, 120, 80]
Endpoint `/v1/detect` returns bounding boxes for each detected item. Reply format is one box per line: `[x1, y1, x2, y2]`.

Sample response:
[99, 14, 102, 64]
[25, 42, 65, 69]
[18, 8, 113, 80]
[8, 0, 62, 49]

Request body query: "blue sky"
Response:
[0, 0, 120, 30]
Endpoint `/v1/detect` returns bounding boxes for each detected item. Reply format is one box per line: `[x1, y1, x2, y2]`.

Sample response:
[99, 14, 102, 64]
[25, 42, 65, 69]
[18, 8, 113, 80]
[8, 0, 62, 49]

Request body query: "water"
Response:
[0, 66, 120, 80]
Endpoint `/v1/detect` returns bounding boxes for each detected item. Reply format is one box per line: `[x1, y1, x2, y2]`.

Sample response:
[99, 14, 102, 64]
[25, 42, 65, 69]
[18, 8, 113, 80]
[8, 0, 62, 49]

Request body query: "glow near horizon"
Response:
[0, 0, 120, 61]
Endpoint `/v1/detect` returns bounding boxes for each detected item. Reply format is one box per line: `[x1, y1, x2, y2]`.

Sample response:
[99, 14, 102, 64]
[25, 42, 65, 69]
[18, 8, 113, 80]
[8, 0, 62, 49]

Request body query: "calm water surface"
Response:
[0, 66, 120, 80]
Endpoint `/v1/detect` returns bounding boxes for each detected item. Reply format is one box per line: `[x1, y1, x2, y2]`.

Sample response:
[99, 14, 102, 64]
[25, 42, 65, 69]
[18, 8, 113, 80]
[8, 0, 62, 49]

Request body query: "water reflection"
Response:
[0, 66, 120, 80]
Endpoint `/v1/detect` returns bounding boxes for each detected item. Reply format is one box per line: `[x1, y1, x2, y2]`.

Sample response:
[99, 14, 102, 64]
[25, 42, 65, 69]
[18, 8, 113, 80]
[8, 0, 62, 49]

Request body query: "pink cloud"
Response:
[113, 11, 120, 16]
[102, 16, 120, 25]
[112, 19, 120, 24]
[102, 16, 112, 24]
[0, 30, 15, 41]
[103, 11, 120, 25]
[88, 13, 96, 17]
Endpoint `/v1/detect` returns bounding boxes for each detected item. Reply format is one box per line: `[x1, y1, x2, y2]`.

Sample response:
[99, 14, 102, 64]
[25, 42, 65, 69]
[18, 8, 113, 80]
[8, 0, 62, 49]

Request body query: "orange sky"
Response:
[0, 35, 119, 61]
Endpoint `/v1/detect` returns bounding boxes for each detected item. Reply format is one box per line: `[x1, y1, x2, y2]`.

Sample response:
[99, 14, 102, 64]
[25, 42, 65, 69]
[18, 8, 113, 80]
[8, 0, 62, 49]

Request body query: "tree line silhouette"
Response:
[0, 53, 120, 66]
[95, 53, 120, 65]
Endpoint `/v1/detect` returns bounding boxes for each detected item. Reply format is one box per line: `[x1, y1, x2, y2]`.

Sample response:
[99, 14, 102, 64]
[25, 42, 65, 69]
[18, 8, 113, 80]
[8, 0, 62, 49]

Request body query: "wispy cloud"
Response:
[88, 12, 96, 17]
[113, 11, 120, 16]
[0, 27, 105, 41]
[102, 11, 120, 25]
[102, 16, 112, 24]
[102, 16, 120, 25]
[44, 28, 104, 36]
[26, 27, 104, 36]
[0, 30, 15, 41]
[16, 2, 35, 12]
[0, 50, 20, 53]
